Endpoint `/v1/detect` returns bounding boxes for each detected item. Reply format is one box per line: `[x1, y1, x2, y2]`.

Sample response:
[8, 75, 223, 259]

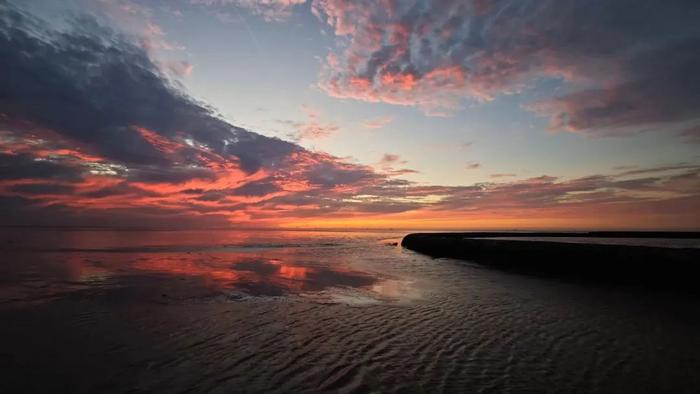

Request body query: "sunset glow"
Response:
[0, 0, 698, 230]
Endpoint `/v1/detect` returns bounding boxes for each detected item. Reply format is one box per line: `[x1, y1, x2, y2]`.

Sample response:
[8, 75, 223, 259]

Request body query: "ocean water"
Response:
[1, 229, 699, 393]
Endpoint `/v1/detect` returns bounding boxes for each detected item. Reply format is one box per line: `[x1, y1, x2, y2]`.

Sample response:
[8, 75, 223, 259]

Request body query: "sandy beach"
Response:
[2, 229, 700, 393]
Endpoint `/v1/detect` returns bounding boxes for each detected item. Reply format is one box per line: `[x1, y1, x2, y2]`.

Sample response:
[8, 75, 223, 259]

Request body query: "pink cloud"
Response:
[311, 0, 546, 114]
[166, 61, 194, 77]
[281, 106, 340, 141]
[311, 0, 700, 133]
[378, 153, 404, 166]
[295, 122, 339, 140]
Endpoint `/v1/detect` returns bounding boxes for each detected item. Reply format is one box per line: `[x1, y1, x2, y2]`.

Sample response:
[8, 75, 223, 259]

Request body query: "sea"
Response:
[0, 228, 698, 393]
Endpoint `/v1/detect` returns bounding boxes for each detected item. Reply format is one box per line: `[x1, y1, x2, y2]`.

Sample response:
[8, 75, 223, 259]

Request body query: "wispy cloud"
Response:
[362, 116, 393, 129]
[279, 106, 340, 141]
[94, 0, 185, 53]
[680, 125, 700, 144]
[192, 0, 306, 21]
[378, 153, 404, 166]
[166, 60, 194, 77]
[465, 162, 481, 170]
[490, 173, 516, 178]
[373, 153, 416, 177]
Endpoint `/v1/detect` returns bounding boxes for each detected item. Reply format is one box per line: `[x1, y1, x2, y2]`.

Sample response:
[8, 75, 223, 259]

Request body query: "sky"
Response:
[1, 0, 699, 230]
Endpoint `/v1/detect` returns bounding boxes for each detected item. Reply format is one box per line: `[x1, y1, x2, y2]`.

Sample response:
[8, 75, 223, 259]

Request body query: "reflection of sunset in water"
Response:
[133, 256, 243, 283]
[277, 265, 308, 280]
[5, 250, 384, 300]
[0, 229, 418, 304]
[128, 254, 362, 295]
[58, 255, 113, 283]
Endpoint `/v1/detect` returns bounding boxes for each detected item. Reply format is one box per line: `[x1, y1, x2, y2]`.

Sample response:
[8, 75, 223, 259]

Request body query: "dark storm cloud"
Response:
[532, 38, 700, 134]
[304, 161, 378, 188]
[0, 1, 299, 173]
[8, 183, 76, 195]
[231, 181, 281, 197]
[0, 1, 396, 225]
[0, 153, 83, 181]
[80, 182, 161, 199]
[125, 166, 217, 184]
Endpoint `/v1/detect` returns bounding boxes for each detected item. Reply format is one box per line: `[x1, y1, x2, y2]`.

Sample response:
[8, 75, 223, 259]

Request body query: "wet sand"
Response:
[2, 229, 700, 393]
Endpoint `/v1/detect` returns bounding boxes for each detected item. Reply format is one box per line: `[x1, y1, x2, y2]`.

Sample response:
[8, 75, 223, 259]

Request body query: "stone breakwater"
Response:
[401, 232, 700, 290]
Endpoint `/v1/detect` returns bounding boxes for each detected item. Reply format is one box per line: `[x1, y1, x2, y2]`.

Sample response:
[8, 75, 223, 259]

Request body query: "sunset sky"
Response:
[1, 0, 699, 229]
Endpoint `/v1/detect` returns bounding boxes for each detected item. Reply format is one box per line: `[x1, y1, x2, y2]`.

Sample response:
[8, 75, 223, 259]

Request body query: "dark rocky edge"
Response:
[402, 232, 700, 291]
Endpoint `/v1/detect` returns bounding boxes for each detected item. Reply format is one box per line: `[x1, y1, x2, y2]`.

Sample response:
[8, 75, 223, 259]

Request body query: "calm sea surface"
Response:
[1, 229, 698, 393]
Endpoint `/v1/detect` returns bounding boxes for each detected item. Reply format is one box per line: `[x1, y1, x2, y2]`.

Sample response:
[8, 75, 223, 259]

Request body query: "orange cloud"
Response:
[133, 126, 183, 154]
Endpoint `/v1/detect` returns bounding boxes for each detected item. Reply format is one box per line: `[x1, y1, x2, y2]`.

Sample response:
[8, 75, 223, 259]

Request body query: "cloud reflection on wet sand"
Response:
[0, 249, 408, 305]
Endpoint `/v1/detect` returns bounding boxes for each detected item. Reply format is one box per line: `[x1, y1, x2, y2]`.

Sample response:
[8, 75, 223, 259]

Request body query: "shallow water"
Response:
[1, 229, 699, 393]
